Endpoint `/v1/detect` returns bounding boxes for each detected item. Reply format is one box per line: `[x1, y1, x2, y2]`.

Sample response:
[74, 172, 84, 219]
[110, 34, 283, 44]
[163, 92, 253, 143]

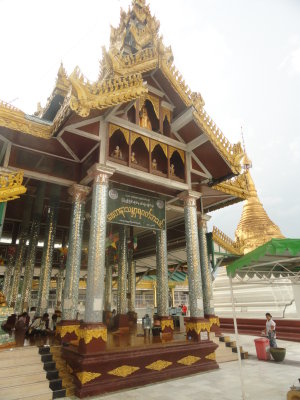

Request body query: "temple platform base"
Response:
[62, 330, 218, 398]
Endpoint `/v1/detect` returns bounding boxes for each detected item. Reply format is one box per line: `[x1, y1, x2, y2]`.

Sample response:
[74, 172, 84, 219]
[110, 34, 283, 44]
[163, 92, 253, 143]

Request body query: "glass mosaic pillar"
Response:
[9, 194, 33, 308]
[198, 214, 215, 316]
[56, 267, 64, 309]
[180, 191, 210, 341]
[62, 184, 90, 320]
[156, 229, 169, 316]
[198, 214, 220, 332]
[79, 164, 114, 354]
[128, 251, 136, 313]
[104, 261, 113, 312]
[36, 184, 61, 316]
[156, 229, 174, 335]
[2, 246, 16, 300]
[0, 202, 6, 240]
[20, 182, 46, 312]
[117, 226, 128, 315]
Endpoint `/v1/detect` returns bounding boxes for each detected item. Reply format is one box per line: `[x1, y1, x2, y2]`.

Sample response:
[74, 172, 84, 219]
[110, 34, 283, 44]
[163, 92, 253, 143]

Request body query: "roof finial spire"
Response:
[240, 126, 252, 170]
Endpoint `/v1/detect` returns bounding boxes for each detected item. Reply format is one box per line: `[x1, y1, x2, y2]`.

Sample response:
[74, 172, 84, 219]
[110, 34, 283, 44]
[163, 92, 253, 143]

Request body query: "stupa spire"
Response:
[235, 136, 284, 253]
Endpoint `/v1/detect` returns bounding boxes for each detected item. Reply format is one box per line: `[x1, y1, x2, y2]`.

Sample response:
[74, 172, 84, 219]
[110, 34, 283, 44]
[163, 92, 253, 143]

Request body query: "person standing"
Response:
[262, 312, 277, 348]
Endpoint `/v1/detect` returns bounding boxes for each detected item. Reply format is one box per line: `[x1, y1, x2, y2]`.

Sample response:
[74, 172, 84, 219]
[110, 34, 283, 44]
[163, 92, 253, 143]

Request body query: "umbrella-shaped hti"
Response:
[226, 238, 300, 282]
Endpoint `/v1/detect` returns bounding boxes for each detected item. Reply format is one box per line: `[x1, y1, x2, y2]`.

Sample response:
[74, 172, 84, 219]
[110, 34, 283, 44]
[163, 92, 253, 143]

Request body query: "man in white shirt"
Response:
[263, 312, 277, 348]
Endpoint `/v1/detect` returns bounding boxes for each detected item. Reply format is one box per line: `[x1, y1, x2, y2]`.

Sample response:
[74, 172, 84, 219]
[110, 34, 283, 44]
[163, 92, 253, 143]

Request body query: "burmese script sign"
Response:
[107, 188, 165, 230]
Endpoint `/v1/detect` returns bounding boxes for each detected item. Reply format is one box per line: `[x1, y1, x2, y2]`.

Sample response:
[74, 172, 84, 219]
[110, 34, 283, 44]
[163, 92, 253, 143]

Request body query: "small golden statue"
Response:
[139, 105, 152, 130]
[152, 158, 157, 170]
[131, 152, 138, 164]
[170, 163, 175, 176]
[111, 145, 123, 159]
[0, 292, 7, 307]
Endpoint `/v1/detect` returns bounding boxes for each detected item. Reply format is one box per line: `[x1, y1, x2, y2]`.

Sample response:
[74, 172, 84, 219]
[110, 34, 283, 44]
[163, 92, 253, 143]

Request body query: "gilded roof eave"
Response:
[212, 172, 251, 200]
[0, 70, 148, 139]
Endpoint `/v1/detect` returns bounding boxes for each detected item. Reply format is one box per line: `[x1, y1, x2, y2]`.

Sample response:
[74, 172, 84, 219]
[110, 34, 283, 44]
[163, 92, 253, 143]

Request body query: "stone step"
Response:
[0, 363, 45, 378]
[0, 346, 39, 360]
[0, 355, 42, 369]
[225, 341, 236, 348]
[219, 335, 231, 343]
[18, 393, 52, 400]
[0, 381, 51, 400]
[0, 372, 47, 389]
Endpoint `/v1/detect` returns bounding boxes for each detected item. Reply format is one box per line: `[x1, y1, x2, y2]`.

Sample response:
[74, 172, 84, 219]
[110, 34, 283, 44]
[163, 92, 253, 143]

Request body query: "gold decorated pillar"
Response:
[199, 214, 220, 332]
[9, 194, 33, 309]
[179, 191, 209, 342]
[59, 185, 90, 343]
[156, 229, 174, 336]
[79, 164, 114, 354]
[115, 226, 129, 330]
[20, 182, 46, 312]
[127, 249, 137, 325]
[36, 184, 61, 316]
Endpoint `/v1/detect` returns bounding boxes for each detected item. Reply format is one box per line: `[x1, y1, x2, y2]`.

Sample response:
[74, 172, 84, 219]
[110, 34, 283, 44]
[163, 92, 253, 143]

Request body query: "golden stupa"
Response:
[235, 155, 284, 254]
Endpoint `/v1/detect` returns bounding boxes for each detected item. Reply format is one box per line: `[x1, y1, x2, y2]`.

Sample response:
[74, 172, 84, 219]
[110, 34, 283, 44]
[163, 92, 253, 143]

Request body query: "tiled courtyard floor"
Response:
[65, 335, 300, 400]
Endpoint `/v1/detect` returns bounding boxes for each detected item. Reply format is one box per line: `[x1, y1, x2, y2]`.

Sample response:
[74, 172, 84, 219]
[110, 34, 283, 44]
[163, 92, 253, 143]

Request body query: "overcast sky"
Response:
[1, 0, 299, 239]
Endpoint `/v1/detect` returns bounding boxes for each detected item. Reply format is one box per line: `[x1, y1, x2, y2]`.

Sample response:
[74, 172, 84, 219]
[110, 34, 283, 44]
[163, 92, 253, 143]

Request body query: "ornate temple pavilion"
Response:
[0, 0, 252, 397]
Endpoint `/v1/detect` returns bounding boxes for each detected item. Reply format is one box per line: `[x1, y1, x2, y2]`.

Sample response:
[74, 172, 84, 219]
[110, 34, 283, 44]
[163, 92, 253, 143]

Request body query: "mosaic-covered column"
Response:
[2, 246, 16, 301]
[180, 191, 210, 341]
[58, 184, 89, 343]
[198, 214, 219, 332]
[0, 202, 6, 240]
[115, 225, 129, 330]
[36, 184, 61, 316]
[127, 249, 137, 325]
[104, 261, 113, 312]
[9, 194, 33, 309]
[20, 182, 46, 312]
[79, 164, 114, 354]
[156, 229, 174, 336]
[56, 267, 64, 308]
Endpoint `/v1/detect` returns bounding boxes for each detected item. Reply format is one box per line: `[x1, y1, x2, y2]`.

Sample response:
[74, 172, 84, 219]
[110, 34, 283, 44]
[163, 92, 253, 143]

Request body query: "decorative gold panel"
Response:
[109, 124, 129, 144]
[108, 365, 139, 378]
[209, 317, 220, 328]
[76, 371, 101, 385]
[161, 108, 171, 124]
[205, 352, 216, 361]
[177, 355, 201, 366]
[185, 321, 211, 334]
[146, 360, 172, 371]
[131, 132, 150, 151]
[151, 140, 167, 157]
[60, 324, 80, 339]
[169, 147, 185, 164]
[78, 327, 107, 344]
[161, 319, 174, 331]
[0, 170, 27, 202]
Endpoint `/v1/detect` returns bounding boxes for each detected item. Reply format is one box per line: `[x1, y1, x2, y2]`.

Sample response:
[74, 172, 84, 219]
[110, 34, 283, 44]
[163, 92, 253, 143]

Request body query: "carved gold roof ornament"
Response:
[213, 172, 251, 200]
[69, 67, 147, 117]
[0, 169, 27, 202]
[34, 63, 71, 118]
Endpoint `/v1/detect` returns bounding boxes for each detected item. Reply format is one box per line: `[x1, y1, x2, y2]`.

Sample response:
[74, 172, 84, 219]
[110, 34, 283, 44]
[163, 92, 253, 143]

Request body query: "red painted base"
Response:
[62, 337, 218, 398]
[114, 314, 129, 332]
[78, 322, 107, 354]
